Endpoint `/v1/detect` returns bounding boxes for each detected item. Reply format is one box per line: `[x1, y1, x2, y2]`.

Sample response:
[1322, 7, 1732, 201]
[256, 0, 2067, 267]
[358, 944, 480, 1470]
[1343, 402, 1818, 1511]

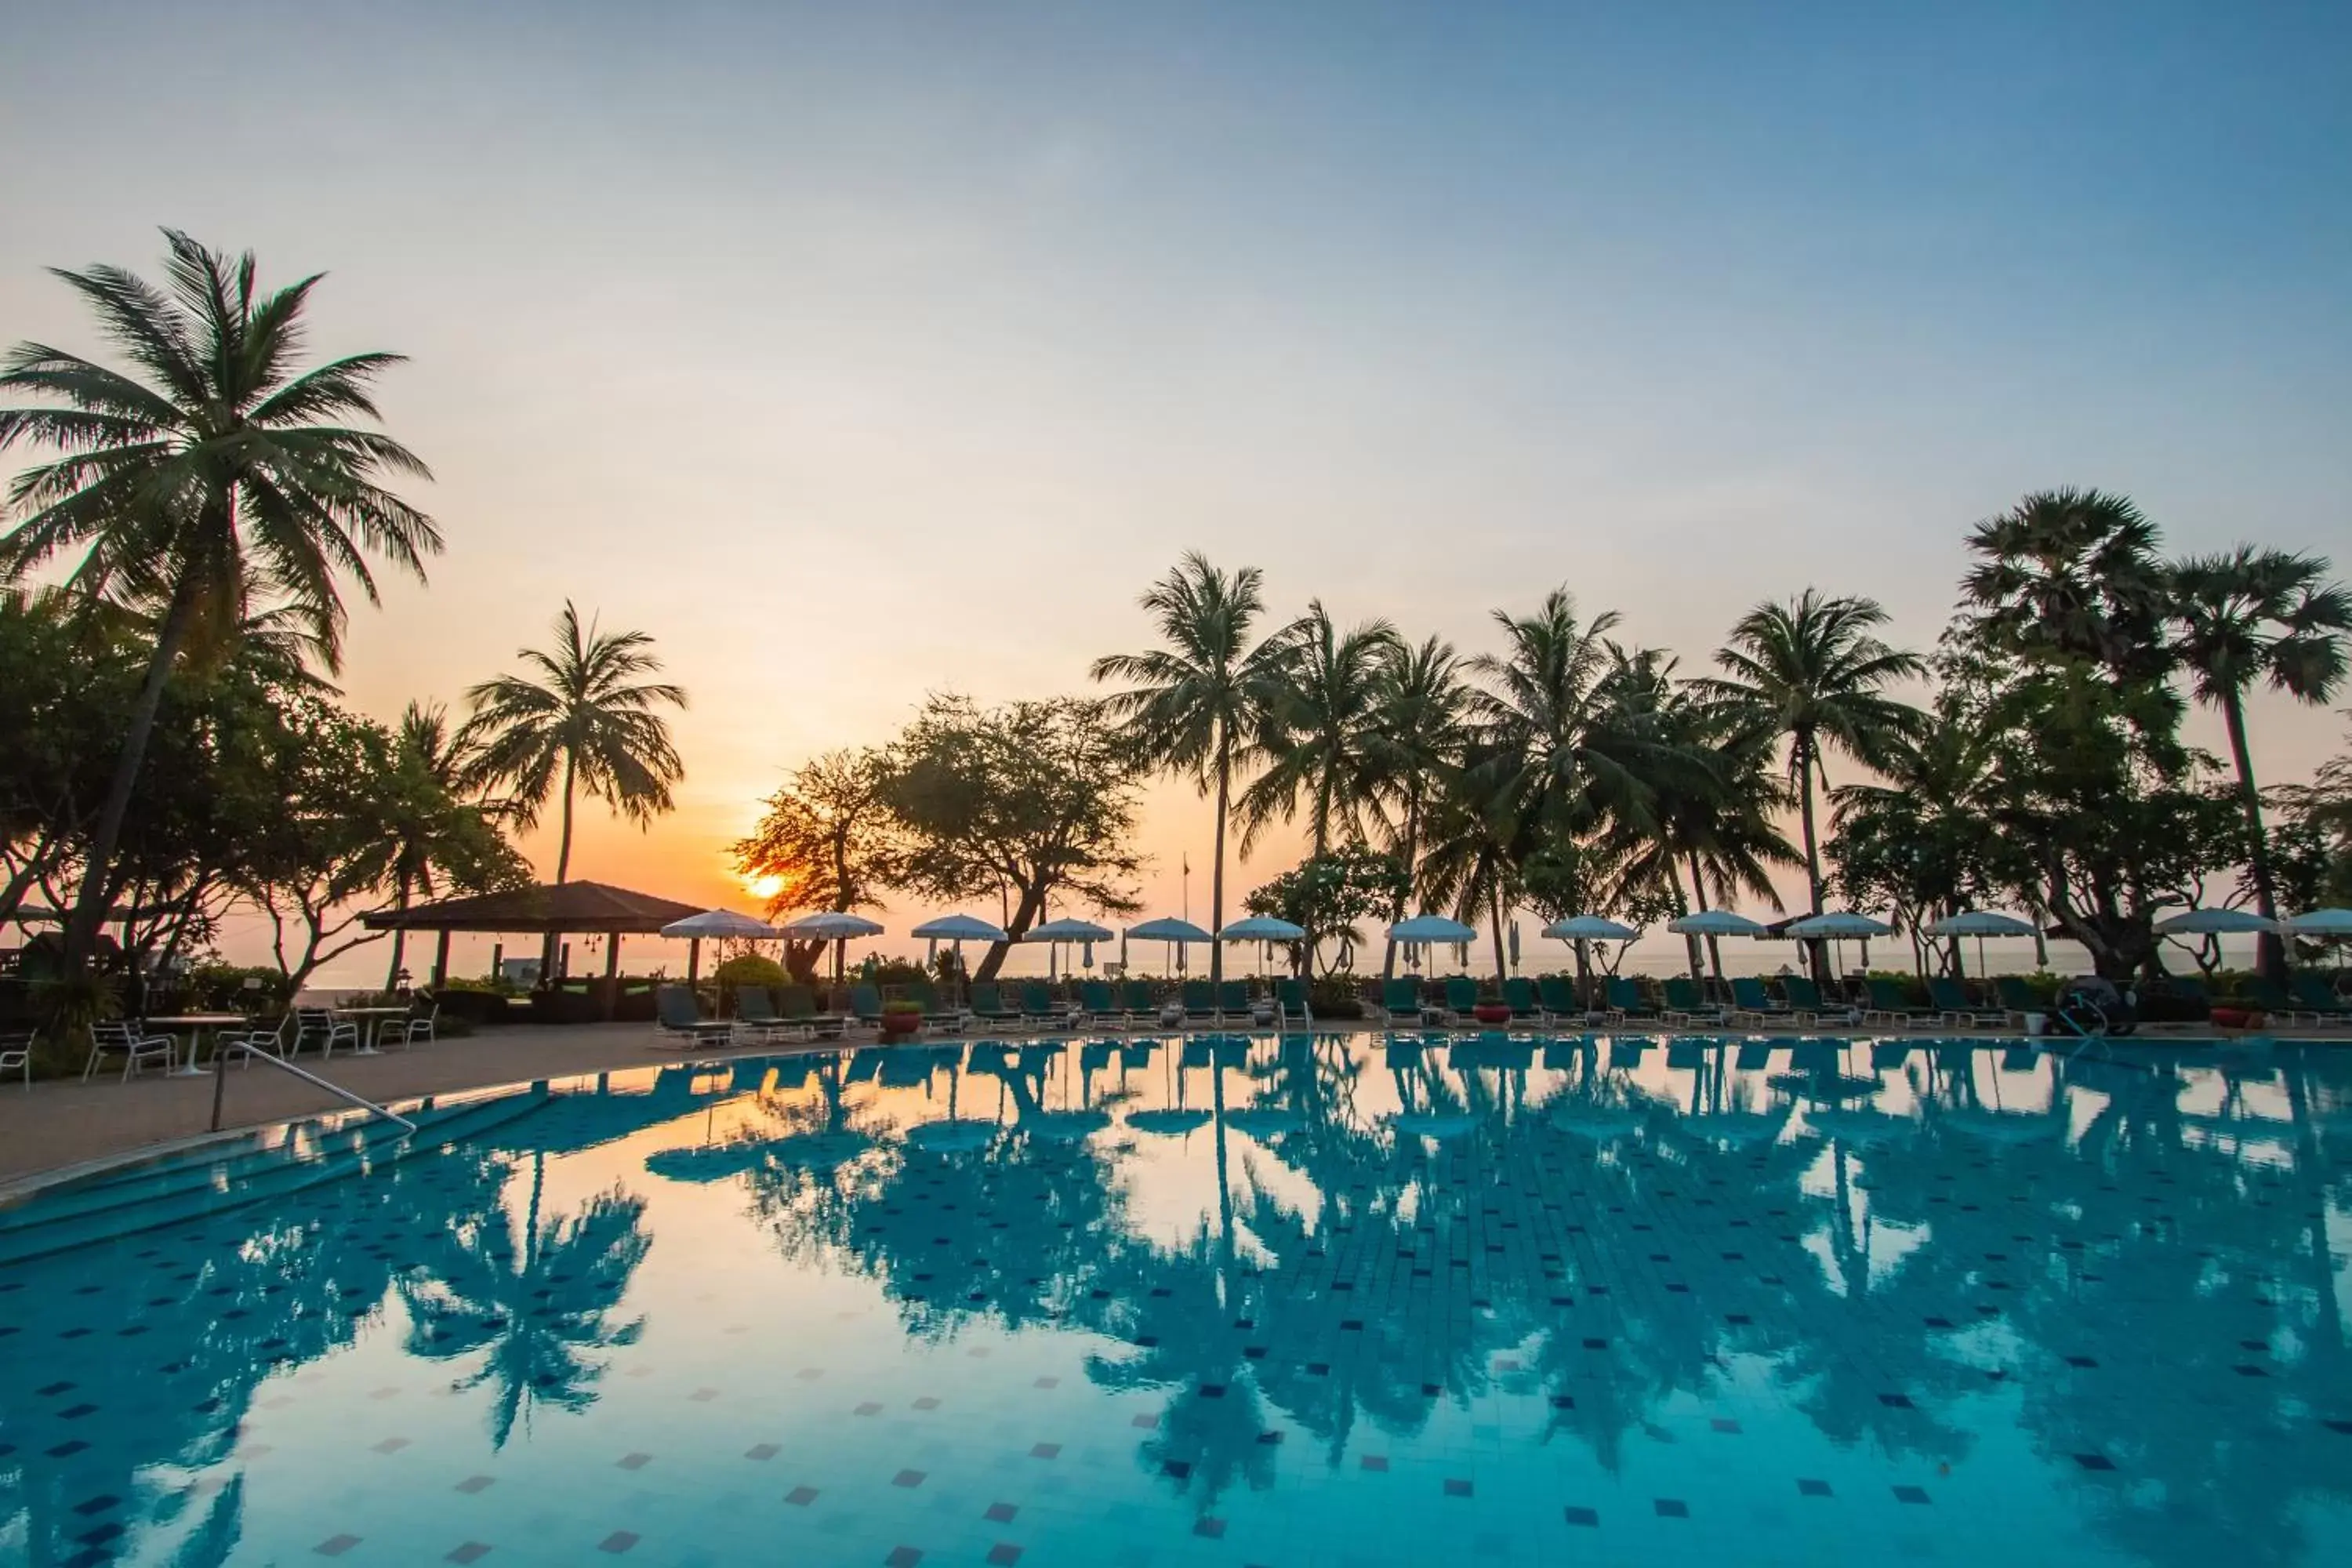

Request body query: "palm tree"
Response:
[1599, 650, 1798, 979]
[1963, 488, 2172, 677]
[2169, 546, 2351, 975]
[1367, 637, 1468, 977]
[1091, 554, 1288, 985]
[378, 701, 498, 989]
[1236, 600, 1401, 858]
[1414, 753, 1523, 978]
[1697, 590, 1923, 978]
[460, 601, 688, 887]
[0, 230, 437, 966]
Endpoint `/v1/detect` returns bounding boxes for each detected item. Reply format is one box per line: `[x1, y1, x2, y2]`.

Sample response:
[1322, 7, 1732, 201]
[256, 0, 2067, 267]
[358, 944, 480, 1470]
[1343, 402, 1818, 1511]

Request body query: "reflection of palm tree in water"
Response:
[401, 1157, 652, 1448]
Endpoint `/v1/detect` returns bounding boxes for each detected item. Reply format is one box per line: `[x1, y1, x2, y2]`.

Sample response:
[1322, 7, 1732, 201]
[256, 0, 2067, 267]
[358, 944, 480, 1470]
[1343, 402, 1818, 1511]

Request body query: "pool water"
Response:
[2, 1033, 2348, 1567]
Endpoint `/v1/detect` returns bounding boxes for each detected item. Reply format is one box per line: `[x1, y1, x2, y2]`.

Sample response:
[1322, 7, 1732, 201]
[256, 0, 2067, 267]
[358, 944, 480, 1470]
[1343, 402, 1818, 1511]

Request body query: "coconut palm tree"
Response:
[2169, 546, 2350, 975]
[0, 230, 437, 966]
[1414, 751, 1524, 978]
[378, 701, 521, 989]
[1091, 554, 1288, 985]
[1697, 590, 1924, 968]
[1236, 600, 1402, 858]
[1599, 649, 1798, 979]
[460, 601, 688, 887]
[1367, 636, 1469, 977]
[1467, 587, 1671, 868]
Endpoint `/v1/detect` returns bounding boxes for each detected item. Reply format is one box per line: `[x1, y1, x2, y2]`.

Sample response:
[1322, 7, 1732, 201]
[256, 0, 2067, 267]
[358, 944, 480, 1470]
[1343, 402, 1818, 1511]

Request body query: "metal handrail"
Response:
[208, 1039, 417, 1134]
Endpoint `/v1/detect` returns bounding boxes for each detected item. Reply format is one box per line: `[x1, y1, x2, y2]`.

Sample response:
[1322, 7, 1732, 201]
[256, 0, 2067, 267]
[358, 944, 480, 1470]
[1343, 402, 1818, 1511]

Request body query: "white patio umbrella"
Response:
[1389, 913, 1476, 973]
[2155, 908, 2278, 935]
[1023, 917, 1115, 982]
[912, 913, 1008, 1002]
[1784, 911, 1895, 979]
[1127, 916, 1214, 978]
[2285, 908, 2352, 936]
[779, 911, 886, 982]
[1920, 910, 2037, 978]
[1543, 916, 1641, 1005]
[1666, 909, 1769, 985]
[1218, 915, 1306, 978]
[660, 908, 782, 989]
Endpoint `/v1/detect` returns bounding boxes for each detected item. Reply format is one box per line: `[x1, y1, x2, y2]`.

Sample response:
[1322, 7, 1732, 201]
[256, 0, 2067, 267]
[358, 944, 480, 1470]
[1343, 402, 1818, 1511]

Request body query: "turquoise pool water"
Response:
[2, 1033, 2347, 1567]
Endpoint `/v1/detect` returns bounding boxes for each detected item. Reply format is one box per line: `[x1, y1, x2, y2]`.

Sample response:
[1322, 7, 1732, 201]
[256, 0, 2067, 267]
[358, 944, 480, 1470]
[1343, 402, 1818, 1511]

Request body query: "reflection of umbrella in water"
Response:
[1804, 1105, 1913, 1146]
[1675, 1105, 1791, 1147]
[644, 1142, 771, 1183]
[1021, 1109, 1111, 1142]
[643, 1125, 877, 1180]
[1937, 1106, 2061, 1145]
[1127, 1108, 1214, 1136]
[1221, 1106, 1303, 1139]
[903, 1118, 1001, 1153]
[1552, 1102, 1647, 1141]
[1392, 1111, 1478, 1141]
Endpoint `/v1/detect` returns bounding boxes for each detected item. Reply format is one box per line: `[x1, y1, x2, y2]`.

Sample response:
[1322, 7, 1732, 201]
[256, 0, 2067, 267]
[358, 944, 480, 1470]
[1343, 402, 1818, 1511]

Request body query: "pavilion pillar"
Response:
[432, 930, 452, 989]
[599, 931, 622, 1020]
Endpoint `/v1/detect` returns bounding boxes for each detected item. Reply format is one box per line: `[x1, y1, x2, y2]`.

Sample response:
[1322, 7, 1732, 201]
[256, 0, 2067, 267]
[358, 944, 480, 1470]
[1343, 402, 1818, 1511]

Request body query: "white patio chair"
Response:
[84, 1020, 175, 1082]
[379, 1002, 437, 1050]
[1, 1031, 33, 1090]
[292, 1007, 359, 1059]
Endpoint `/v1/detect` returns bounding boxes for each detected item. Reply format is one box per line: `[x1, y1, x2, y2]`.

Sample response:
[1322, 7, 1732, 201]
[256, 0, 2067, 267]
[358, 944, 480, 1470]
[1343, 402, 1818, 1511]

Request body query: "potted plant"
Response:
[880, 999, 924, 1039]
[1472, 1000, 1512, 1026]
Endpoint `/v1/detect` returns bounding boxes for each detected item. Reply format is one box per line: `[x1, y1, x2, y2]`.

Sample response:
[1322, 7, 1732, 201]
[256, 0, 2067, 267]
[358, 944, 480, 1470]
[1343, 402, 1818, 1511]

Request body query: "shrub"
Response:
[713, 953, 787, 989]
[181, 961, 296, 1012]
[1308, 977, 1364, 1018]
[883, 999, 924, 1016]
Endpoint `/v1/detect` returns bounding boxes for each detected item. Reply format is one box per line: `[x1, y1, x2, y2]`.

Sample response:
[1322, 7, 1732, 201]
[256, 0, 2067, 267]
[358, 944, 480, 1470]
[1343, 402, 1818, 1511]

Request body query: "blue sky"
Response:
[2, 0, 2347, 956]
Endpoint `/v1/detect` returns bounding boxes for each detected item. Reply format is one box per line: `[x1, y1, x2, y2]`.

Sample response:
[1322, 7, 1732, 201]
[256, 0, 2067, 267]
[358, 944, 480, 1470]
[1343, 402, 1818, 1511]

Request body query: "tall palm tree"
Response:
[1599, 649, 1798, 979]
[1414, 752, 1524, 978]
[1963, 488, 2172, 677]
[461, 601, 688, 887]
[1367, 637, 1468, 977]
[0, 230, 437, 966]
[2169, 546, 2350, 975]
[1236, 600, 1402, 858]
[1697, 590, 1923, 978]
[1091, 554, 1287, 985]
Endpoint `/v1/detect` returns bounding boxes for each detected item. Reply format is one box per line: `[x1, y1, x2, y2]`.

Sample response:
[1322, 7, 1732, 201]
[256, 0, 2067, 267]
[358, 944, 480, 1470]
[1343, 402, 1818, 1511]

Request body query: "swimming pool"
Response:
[2, 1032, 2347, 1566]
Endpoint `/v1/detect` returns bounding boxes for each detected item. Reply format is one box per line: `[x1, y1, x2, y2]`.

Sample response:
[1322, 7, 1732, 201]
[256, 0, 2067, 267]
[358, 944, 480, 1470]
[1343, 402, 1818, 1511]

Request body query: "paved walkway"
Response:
[0, 1023, 707, 1189]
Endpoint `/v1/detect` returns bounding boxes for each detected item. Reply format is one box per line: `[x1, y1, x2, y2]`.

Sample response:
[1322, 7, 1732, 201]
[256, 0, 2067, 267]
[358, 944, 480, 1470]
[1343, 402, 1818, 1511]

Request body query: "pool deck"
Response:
[2, 1016, 2339, 1193]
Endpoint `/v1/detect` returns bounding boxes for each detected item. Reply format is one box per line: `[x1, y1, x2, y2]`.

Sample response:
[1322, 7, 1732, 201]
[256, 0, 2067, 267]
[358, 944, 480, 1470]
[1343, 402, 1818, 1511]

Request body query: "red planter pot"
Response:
[1472, 1003, 1512, 1026]
[880, 1012, 922, 1038]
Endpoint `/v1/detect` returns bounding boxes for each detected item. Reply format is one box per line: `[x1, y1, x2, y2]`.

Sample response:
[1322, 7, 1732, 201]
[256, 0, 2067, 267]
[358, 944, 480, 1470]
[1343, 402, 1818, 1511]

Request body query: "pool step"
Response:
[0, 1090, 550, 1264]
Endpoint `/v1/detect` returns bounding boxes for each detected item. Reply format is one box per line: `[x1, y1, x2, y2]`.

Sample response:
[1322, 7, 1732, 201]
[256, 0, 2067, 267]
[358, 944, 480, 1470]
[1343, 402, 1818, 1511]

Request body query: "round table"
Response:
[336, 1006, 413, 1056]
[145, 1013, 250, 1077]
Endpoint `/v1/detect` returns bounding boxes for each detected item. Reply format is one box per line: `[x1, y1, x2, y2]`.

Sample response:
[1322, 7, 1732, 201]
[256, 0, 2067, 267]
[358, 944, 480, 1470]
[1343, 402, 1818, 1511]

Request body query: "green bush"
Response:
[713, 953, 787, 989]
[181, 961, 294, 1012]
[1308, 977, 1364, 1018]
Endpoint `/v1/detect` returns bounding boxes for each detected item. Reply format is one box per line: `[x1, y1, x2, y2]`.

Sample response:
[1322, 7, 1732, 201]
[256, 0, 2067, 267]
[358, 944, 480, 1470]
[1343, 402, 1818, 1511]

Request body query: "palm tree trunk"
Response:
[1209, 737, 1231, 988]
[383, 873, 413, 990]
[1795, 732, 1828, 985]
[1488, 881, 1507, 980]
[1667, 860, 1704, 984]
[1686, 851, 1728, 982]
[1382, 785, 1421, 980]
[544, 751, 579, 978]
[2221, 690, 2287, 981]
[66, 578, 201, 973]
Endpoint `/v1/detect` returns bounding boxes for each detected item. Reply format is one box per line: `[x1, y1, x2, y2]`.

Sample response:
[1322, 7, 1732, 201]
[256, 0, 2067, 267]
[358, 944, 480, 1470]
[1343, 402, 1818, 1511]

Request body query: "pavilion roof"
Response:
[361, 880, 704, 935]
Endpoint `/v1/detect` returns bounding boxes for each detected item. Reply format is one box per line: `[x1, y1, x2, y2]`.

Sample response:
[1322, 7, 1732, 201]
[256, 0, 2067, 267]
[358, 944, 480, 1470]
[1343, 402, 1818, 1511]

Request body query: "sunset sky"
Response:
[4, 2, 2348, 983]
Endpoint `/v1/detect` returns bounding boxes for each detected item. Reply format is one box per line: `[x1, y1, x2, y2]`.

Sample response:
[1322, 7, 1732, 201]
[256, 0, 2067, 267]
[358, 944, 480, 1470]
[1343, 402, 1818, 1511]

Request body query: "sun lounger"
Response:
[1779, 975, 1857, 1025]
[775, 984, 848, 1040]
[1993, 976, 2043, 1027]
[1019, 981, 1073, 1030]
[1861, 977, 1934, 1028]
[967, 982, 1024, 1030]
[1273, 976, 1312, 1027]
[1218, 980, 1254, 1024]
[1607, 976, 1657, 1022]
[1377, 977, 1427, 1025]
[1661, 977, 1724, 1026]
[1535, 975, 1580, 1024]
[655, 984, 739, 1047]
[1729, 976, 1791, 1025]
[1078, 980, 1123, 1029]
[1181, 980, 1219, 1028]
[1501, 976, 1543, 1022]
[1928, 976, 2004, 1028]
[1441, 976, 1481, 1025]
[910, 982, 965, 1033]
[734, 985, 806, 1043]
[2288, 975, 2350, 1022]
[1120, 979, 1161, 1027]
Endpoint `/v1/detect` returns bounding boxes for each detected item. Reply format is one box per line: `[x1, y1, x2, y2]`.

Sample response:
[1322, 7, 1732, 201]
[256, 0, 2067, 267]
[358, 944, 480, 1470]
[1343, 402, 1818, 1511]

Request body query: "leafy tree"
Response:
[733, 748, 897, 981]
[1242, 847, 1407, 977]
[1366, 636, 1469, 977]
[2270, 715, 2352, 916]
[2168, 546, 2350, 975]
[1962, 488, 2173, 677]
[1697, 589, 1923, 977]
[0, 229, 437, 970]
[1237, 601, 1401, 857]
[1092, 554, 1288, 987]
[379, 700, 526, 987]
[881, 695, 1144, 981]
[461, 601, 687, 887]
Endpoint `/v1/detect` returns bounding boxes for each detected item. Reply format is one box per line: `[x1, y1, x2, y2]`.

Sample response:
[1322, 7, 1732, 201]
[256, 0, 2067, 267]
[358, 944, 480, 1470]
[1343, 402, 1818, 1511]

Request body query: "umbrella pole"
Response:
[688, 938, 701, 989]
